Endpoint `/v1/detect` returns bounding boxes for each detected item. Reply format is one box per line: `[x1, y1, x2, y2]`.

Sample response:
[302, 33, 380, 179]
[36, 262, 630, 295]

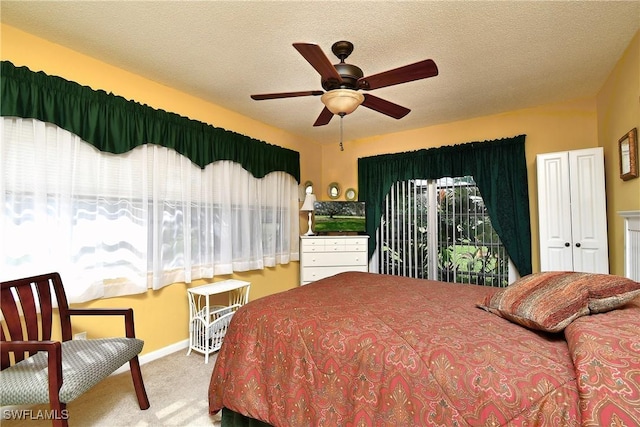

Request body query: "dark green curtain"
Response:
[0, 61, 300, 182]
[358, 135, 532, 276]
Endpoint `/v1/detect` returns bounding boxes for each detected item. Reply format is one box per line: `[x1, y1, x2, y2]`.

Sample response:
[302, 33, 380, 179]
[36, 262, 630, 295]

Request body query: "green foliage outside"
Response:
[381, 177, 509, 287]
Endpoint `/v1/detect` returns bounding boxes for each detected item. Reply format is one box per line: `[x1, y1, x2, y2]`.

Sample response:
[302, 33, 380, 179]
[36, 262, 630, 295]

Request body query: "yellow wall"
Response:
[69, 263, 299, 353]
[2, 23, 638, 354]
[596, 31, 640, 276]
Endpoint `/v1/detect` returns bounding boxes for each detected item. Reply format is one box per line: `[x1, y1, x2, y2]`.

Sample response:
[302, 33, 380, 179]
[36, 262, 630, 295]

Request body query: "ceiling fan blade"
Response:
[251, 90, 324, 100]
[361, 94, 410, 119]
[358, 59, 438, 91]
[293, 43, 344, 84]
[313, 107, 334, 127]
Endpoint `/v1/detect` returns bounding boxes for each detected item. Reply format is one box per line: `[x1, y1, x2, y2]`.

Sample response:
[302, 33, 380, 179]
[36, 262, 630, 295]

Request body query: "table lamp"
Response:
[300, 193, 316, 236]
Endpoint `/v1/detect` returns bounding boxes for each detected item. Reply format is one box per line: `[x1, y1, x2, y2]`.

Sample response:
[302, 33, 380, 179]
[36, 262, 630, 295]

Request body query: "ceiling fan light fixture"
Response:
[321, 89, 364, 115]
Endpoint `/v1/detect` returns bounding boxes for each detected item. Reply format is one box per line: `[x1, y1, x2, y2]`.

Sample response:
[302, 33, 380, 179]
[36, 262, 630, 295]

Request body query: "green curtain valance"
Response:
[0, 61, 300, 182]
[358, 135, 532, 276]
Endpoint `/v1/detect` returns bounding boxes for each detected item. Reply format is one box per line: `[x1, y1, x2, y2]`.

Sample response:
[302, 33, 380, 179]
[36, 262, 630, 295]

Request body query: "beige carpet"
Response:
[2, 350, 222, 427]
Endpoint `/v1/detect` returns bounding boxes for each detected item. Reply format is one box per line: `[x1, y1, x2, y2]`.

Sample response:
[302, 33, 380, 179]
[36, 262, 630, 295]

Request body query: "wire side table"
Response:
[187, 279, 250, 363]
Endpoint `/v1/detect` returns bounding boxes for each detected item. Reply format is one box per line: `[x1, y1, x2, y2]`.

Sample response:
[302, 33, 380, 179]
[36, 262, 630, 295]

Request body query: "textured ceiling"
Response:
[1, 1, 639, 145]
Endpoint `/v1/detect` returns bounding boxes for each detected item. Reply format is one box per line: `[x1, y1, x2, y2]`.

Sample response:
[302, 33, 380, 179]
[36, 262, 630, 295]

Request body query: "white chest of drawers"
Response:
[300, 235, 369, 285]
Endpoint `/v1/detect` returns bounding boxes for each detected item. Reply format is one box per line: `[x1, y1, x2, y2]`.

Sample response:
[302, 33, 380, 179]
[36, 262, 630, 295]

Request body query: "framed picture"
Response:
[327, 182, 341, 199]
[345, 188, 357, 201]
[618, 127, 638, 181]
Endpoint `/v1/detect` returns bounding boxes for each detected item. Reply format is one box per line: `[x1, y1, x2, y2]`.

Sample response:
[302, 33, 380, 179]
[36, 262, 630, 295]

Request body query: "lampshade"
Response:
[300, 193, 316, 211]
[321, 89, 365, 115]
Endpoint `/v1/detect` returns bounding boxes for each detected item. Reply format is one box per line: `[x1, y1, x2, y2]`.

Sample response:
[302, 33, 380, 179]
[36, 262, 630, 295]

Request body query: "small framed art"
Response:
[619, 127, 638, 181]
[328, 182, 341, 199]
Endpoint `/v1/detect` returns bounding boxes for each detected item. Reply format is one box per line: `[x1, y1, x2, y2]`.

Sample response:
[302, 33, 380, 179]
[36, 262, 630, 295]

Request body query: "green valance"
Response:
[0, 61, 300, 182]
[358, 135, 532, 277]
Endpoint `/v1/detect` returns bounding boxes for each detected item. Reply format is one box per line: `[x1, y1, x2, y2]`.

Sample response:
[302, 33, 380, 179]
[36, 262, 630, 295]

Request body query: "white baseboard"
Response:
[112, 339, 189, 375]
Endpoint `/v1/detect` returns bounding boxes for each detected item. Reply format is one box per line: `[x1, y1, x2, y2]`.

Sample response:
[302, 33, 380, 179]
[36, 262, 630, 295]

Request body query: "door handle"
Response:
[575, 243, 581, 248]
[564, 242, 570, 247]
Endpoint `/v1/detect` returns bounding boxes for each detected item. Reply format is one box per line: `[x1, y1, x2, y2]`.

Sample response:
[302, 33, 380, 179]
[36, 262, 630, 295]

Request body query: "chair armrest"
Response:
[66, 308, 136, 338]
[1, 340, 60, 355]
[1, 341, 63, 399]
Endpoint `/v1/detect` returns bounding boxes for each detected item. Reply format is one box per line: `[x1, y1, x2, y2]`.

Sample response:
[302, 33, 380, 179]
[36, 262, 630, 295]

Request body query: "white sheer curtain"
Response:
[1, 117, 299, 303]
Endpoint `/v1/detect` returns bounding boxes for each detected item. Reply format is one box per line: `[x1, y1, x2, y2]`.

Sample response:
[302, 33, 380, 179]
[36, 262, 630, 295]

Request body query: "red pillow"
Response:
[477, 271, 640, 333]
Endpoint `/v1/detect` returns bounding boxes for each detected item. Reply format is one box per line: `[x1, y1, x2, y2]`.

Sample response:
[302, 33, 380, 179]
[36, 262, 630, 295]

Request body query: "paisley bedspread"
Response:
[208, 272, 640, 426]
[564, 297, 640, 426]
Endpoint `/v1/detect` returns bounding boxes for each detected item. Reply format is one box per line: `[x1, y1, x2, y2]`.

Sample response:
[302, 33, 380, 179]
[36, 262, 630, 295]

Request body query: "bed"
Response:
[209, 271, 640, 426]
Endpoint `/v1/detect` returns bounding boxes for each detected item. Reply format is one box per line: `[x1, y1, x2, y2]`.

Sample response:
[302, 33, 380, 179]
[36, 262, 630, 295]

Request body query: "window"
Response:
[1, 118, 299, 302]
[377, 177, 512, 287]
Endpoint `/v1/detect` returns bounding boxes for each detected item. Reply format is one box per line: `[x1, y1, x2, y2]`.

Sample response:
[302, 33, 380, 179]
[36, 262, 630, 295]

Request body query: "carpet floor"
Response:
[1, 349, 222, 427]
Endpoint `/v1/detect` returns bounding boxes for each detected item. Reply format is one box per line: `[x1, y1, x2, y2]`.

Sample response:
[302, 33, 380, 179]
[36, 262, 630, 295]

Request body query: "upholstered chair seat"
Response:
[1, 337, 144, 405]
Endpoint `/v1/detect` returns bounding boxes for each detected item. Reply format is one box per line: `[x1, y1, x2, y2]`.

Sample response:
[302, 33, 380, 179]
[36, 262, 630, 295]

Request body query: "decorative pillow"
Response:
[477, 271, 640, 333]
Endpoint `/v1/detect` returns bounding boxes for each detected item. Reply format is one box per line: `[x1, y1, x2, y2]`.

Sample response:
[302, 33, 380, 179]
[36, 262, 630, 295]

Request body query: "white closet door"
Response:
[569, 148, 609, 273]
[537, 152, 574, 271]
[537, 148, 609, 273]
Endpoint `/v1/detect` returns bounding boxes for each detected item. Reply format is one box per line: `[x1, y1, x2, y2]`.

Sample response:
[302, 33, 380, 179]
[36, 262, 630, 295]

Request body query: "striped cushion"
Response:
[477, 272, 640, 332]
[0, 337, 143, 405]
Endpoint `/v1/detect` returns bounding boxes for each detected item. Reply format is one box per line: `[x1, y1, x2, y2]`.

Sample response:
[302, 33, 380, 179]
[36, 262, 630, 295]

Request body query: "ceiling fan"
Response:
[250, 41, 438, 127]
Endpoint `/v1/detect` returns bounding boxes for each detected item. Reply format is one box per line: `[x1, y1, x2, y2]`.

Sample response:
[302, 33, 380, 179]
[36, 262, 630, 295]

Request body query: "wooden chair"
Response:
[0, 272, 150, 426]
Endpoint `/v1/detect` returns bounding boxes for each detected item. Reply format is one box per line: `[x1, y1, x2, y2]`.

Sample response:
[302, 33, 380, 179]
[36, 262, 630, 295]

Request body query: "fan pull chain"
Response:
[339, 113, 345, 151]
